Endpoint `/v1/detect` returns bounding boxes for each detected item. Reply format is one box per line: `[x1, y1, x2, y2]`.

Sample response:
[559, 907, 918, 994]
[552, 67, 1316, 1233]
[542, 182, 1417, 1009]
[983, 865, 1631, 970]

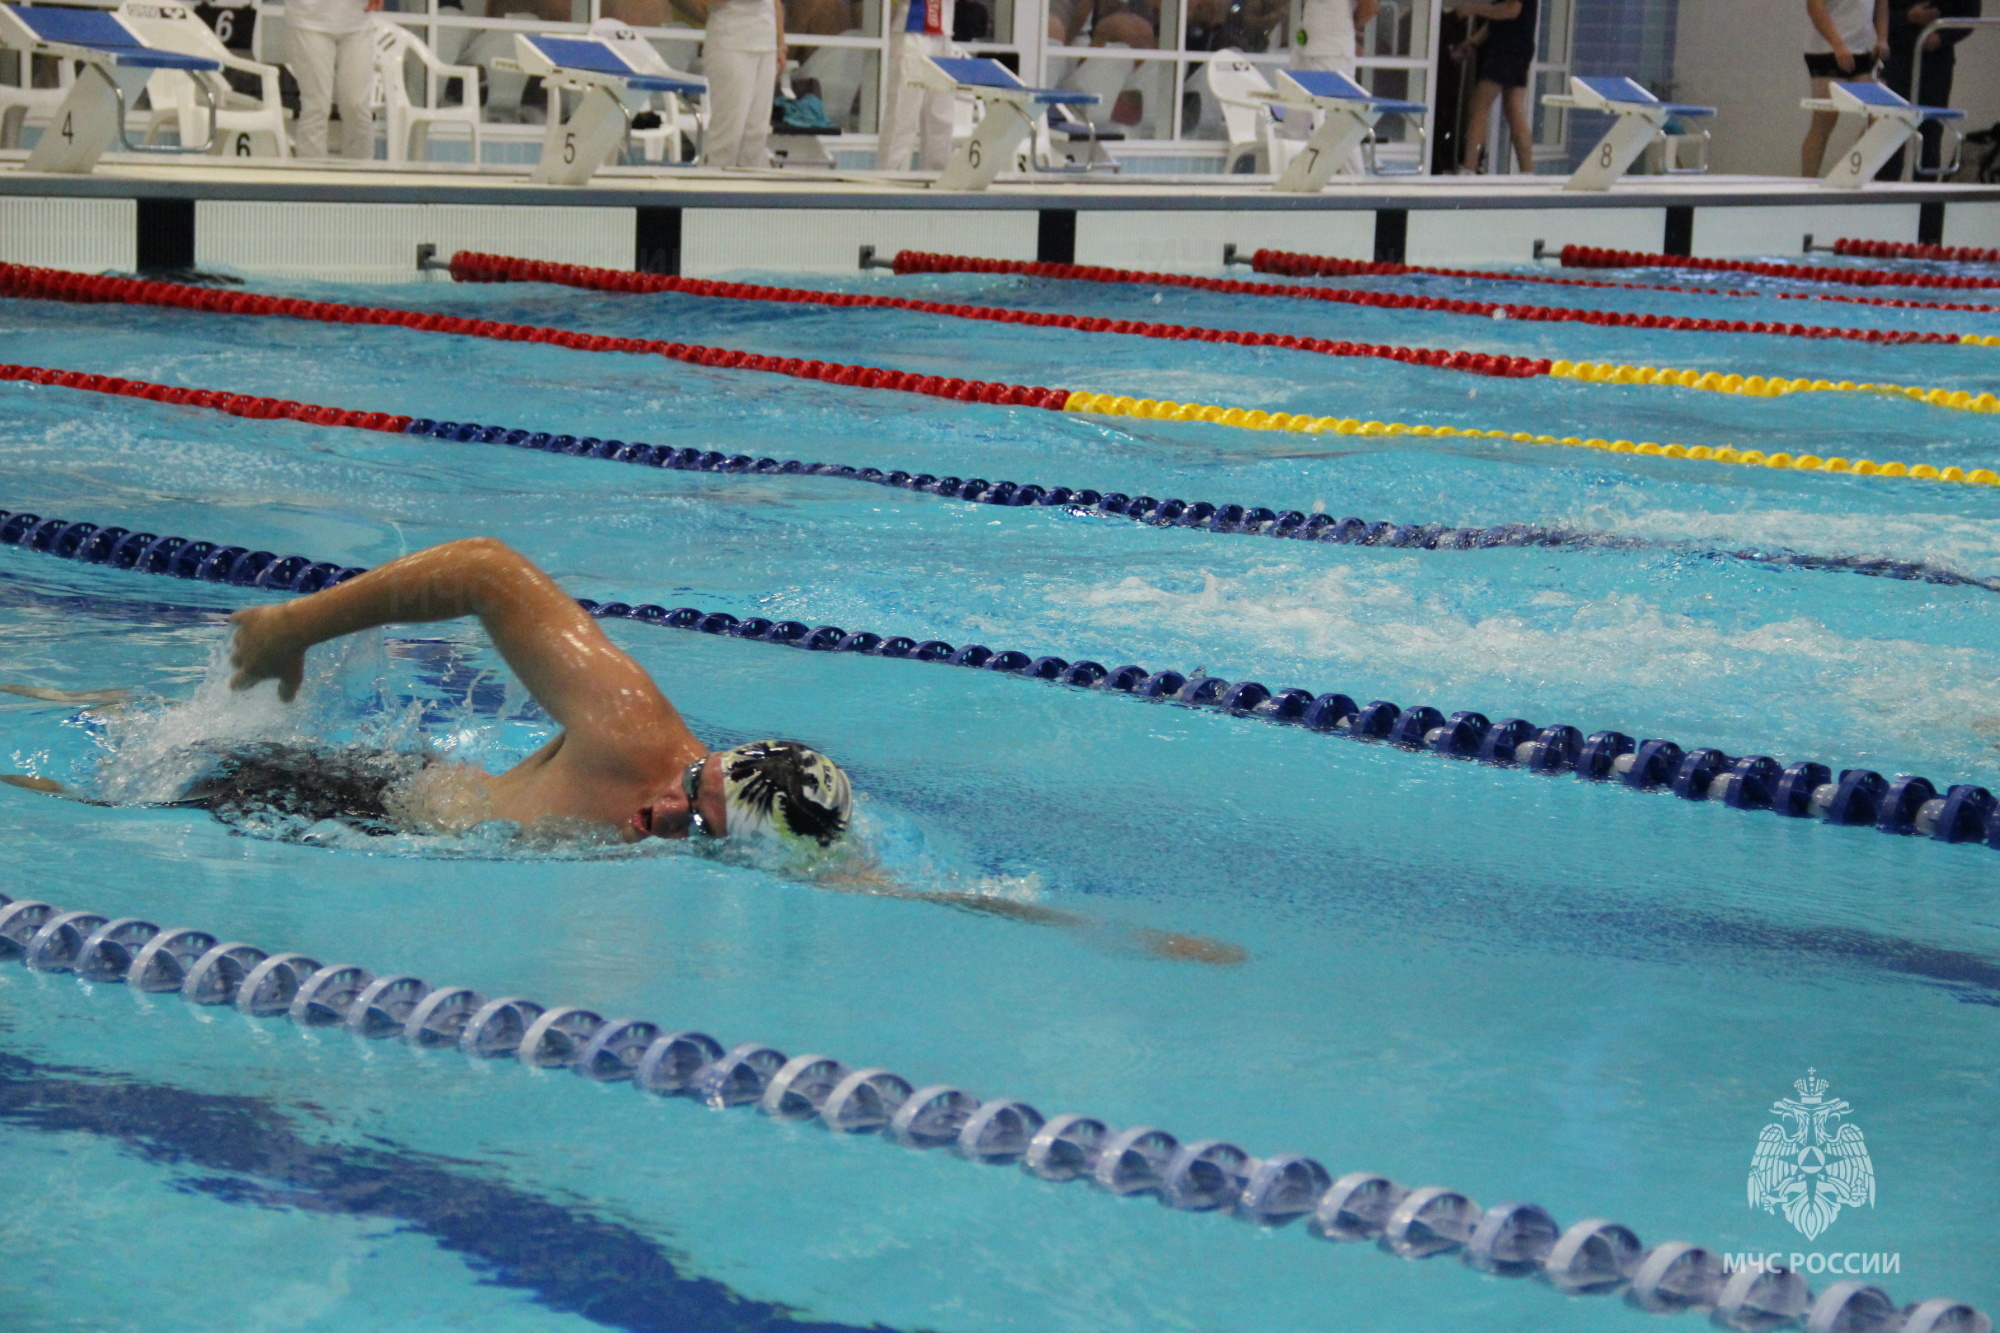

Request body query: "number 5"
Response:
[563, 132, 576, 163]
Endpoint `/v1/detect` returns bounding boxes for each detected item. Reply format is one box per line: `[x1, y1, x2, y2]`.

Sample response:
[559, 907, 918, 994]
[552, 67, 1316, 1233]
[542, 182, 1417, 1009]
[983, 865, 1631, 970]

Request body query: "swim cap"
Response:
[714, 740, 852, 848]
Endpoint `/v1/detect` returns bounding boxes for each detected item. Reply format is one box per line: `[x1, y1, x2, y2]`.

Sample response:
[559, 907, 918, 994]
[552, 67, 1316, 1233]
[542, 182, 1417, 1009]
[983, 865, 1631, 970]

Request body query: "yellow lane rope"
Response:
[1549, 360, 2000, 414]
[1058, 391, 2000, 486]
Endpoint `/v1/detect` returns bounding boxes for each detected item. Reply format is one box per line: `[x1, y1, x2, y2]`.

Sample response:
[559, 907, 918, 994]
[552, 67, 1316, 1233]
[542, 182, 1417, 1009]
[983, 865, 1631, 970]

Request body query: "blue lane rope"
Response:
[0, 886, 1983, 1333]
[397, 417, 2000, 595]
[4, 505, 1998, 853]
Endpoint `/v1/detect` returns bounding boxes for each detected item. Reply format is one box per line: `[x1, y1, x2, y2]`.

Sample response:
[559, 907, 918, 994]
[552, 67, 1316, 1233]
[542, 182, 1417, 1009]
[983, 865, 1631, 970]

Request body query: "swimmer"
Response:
[10, 538, 848, 848]
[3, 537, 1245, 964]
[232, 537, 853, 846]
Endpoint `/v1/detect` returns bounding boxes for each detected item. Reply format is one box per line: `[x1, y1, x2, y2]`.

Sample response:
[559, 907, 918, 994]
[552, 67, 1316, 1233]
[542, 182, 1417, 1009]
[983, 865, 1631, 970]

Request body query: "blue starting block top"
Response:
[3, 4, 216, 70]
[525, 35, 703, 95]
[1279, 67, 1425, 115]
[1834, 78, 1963, 119]
[1575, 75, 1714, 118]
[931, 56, 1097, 106]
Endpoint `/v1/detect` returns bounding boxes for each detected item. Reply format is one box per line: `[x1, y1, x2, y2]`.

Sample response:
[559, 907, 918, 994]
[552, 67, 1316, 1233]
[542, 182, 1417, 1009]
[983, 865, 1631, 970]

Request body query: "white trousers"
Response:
[703, 44, 775, 168]
[1291, 50, 1364, 176]
[290, 26, 375, 160]
[875, 32, 954, 171]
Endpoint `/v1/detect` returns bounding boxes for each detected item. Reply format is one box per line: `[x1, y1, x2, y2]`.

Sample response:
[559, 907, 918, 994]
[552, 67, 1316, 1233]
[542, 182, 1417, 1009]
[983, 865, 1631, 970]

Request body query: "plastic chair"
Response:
[1201, 52, 1301, 175]
[370, 17, 482, 163]
[117, 0, 289, 157]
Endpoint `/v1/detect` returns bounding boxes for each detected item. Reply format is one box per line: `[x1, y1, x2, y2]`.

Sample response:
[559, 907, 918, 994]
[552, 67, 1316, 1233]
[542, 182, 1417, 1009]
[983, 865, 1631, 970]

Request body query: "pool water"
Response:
[0, 258, 1996, 1333]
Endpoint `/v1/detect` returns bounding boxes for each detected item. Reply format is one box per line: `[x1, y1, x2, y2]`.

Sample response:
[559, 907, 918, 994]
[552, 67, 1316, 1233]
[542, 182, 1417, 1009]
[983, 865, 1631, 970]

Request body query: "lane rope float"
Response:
[7, 503, 2000, 856]
[1240, 246, 2000, 316]
[1560, 245, 2000, 294]
[888, 251, 1977, 347]
[1836, 237, 2000, 266]
[454, 252, 1995, 418]
[1545, 359, 2000, 414]
[0, 889, 1983, 1333]
[446, 252, 1550, 382]
[4, 265, 1994, 488]
[15, 361, 2000, 595]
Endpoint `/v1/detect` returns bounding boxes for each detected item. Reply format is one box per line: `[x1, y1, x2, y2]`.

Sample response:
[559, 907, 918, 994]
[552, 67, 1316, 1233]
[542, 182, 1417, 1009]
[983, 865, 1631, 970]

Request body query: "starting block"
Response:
[503, 33, 704, 185]
[1802, 80, 1963, 189]
[0, 3, 218, 174]
[1541, 76, 1715, 191]
[915, 56, 1098, 191]
[1266, 68, 1426, 193]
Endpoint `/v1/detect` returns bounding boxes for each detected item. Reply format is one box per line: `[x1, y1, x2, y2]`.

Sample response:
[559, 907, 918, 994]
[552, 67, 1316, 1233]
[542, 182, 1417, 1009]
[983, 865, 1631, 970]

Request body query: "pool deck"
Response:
[4, 153, 1999, 278]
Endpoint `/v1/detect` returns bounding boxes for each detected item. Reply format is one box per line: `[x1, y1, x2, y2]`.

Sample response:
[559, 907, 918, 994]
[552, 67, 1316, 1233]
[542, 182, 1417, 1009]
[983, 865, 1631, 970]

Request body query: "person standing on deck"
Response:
[1800, 0, 1890, 175]
[1879, 0, 1979, 177]
[1291, 0, 1380, 175]
[691, 0, 786, 167]
[288, 0, 381, 159]
[1452, 0, 1537, 174]
[876, 0, 956, 171]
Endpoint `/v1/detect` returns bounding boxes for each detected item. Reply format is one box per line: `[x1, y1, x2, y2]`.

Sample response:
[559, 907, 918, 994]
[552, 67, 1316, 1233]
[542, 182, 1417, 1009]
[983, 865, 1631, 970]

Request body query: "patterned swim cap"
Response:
[714, 740, 852, 848]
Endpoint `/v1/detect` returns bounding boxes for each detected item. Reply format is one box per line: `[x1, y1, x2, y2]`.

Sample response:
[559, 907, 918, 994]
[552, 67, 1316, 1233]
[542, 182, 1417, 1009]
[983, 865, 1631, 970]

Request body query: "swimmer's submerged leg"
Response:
[0, 684, 133, 705]
[2, 773, 70, 794]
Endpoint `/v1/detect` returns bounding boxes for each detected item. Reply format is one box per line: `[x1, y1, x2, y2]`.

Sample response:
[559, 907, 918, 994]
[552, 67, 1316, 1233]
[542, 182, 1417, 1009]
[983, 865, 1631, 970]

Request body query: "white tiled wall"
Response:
[1405, 207, 1666, 266]
[1943, 201, 2000, 250]
[680, 208, 1037, 277]
[1689, 203, 1920, 258]
[0, 197, 136, 272]
[1074, 209, 1375, 270]
[194, 201, 635, 280]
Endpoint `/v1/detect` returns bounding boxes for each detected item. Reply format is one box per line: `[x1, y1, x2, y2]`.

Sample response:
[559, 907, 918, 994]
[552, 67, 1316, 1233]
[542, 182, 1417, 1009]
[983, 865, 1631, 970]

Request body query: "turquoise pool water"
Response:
[0, 259, 1996, 1332]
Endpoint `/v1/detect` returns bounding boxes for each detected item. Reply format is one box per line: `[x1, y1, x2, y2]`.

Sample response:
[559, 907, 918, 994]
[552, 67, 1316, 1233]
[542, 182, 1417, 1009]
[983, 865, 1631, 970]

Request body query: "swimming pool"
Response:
[1, 249, 1996, 1332]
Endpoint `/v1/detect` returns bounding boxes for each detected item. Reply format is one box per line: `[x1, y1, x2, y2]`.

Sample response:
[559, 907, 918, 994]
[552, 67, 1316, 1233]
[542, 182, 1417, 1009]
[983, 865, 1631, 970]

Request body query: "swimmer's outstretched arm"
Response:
[228, 538, 694, 770]
[814, 860, 1247, 966]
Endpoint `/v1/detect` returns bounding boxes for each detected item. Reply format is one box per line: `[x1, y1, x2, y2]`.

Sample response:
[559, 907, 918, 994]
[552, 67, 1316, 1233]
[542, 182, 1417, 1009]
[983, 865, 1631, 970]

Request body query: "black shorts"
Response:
[1803, 50, 1877, 78]
[1480, 46, 1533, 90]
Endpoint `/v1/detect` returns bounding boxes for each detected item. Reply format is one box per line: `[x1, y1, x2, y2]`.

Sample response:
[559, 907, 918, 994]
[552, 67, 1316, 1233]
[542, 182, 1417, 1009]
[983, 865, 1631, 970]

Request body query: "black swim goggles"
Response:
[683, 755, 713, 837]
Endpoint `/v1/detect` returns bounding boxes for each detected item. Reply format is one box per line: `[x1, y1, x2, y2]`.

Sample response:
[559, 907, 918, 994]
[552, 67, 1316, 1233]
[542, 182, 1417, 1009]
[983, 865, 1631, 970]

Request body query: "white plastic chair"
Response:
[587, 19, 701, 162]
[1202, 51, 1302, 174]
[370, 17, 482, 163]
[117, 0, 289, 157]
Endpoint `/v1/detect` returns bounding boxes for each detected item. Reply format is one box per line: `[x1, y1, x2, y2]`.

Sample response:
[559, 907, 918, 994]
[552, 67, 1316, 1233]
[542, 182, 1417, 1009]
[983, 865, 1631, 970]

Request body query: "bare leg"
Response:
[1501, 84, 1534, 172]
[2, 773, 70, 794]
[1, 684, 131, 704]
[1461, 78, 1501, 171]
[1800, 78, 1836, 176]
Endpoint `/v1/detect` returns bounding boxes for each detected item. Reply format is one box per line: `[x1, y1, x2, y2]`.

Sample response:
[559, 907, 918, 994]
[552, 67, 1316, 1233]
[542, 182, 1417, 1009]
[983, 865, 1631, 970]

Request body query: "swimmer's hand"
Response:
[228, 605, 307, 701]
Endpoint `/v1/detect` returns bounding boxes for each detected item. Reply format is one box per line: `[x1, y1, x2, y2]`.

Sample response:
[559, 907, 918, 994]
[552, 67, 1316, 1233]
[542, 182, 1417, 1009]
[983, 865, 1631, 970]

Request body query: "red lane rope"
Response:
[0, 359, 416, 431]
[1835, 237, 2000, 265]
[1559, 244, 2000, 292]
[891, 251, 1961, 345]
[1244, 246, 2000, 316]
[0, 262, 1074, 410]
[448, 251, 1549, 380]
